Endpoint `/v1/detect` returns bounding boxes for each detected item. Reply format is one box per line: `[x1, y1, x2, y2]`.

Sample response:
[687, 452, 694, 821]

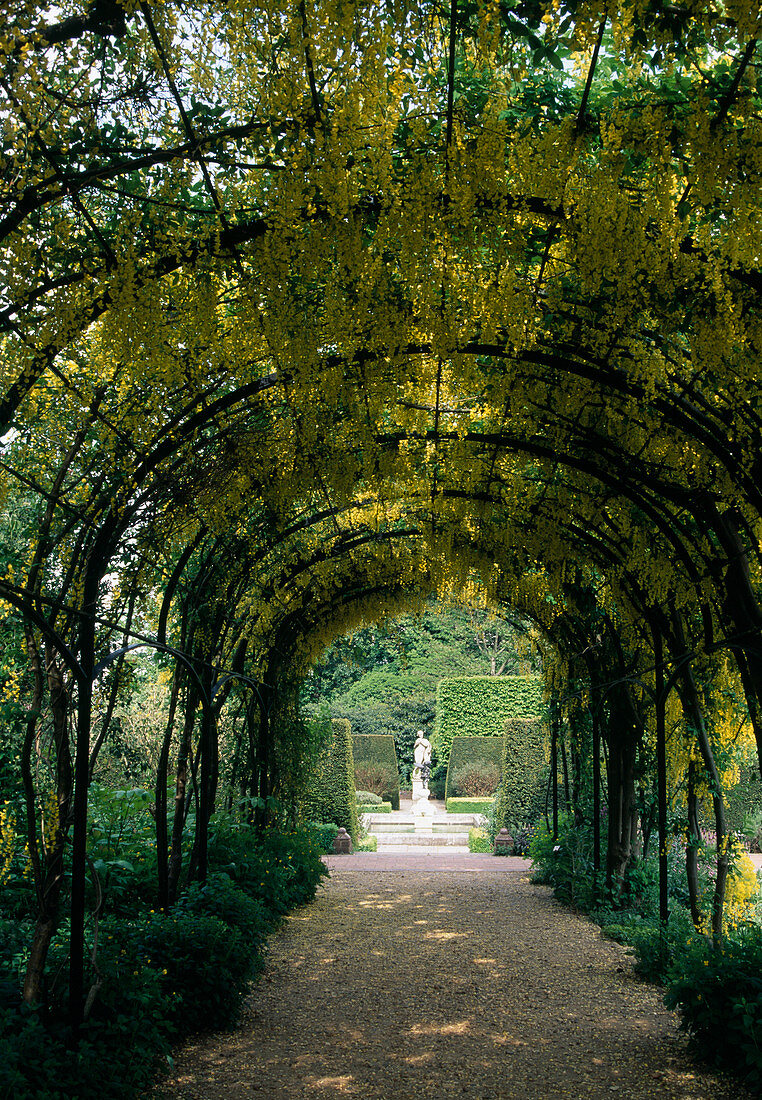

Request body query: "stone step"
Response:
[369, 822, 473, 835]
[363, 813, 484, 827]
[375, 833, 470, 848]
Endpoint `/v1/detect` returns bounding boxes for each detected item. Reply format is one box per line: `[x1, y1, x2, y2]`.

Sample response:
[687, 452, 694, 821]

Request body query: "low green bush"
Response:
[133, 910, 251, 1032]
[304, 821, 339, 853]
[446, 797, 494, 815]
[177, 872, 271, 952]
[210, 825, 328, 913]
[468, 827, 492, 853]
[357, 835, 378, 851]
[355, 790, 382, 804]
[357, 801, 392, 814]
[528, 816, 596, 909]
[0, 986, 172, 1100]
[664, 926, 762, 1090]
[0, 822, 328, 1099]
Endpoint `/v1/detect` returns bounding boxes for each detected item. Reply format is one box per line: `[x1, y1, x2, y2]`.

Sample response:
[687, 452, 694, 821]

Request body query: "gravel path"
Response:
[157, 856, 751, 1099]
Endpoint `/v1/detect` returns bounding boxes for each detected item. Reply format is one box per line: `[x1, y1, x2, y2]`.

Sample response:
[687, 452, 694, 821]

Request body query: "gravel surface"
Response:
[155, 857, 751, 1099]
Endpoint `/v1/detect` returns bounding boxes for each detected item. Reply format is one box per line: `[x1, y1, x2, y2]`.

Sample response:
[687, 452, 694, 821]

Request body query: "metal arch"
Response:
[0, 579, 272, 709]
[93, 640, 272, 712]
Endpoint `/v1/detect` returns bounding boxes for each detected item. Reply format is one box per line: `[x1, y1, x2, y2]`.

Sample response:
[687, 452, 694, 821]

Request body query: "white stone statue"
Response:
[412, 731, 433, 818]
[413, 731, 432, 771]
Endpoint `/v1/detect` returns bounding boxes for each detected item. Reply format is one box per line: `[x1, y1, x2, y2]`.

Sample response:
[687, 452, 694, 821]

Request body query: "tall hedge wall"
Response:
[301, 718, 359, 842]
[352, 733, 400, 810]
[445, 736, 505, 801]
[433, 675, 544, 764]
[494, 717, 549, 833]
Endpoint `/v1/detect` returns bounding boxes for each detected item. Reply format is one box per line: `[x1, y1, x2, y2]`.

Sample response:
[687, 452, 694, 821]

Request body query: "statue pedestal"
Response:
[412, 776, 433, 825]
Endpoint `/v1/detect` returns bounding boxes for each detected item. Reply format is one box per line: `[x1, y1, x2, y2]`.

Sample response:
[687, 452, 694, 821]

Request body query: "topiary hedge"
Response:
[446, 797, 495, 815]
[494, 717, 549, 834]
[433, 675, 544, 765]
[358, 801, 392, 814]
[352, 734, 400, 810]
[445, 736, 505, 801]
[301, 718, 359, 842]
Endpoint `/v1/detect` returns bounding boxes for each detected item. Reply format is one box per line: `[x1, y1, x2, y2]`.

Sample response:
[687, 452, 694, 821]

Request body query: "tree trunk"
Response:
[604, 699, 638, 894]
[167, 686, 197, 904]
[678, 659, 729, 943]
[254, 685, 273, 833]
[686, 757, 702, 929]
[156, 666, 181, 909]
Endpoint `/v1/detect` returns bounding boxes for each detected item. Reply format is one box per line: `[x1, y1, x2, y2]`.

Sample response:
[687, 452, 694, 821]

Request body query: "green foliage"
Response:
[301, 717, 359, 842]
[0, 984, 172, 1100]
[357, 835, 378, 851]
[358, 801, 392, 813]
[352, 734, 400, 810]
[468, 827, 492, 853]
[446, 797, 494, 815]
[209, 825, 329, 914]
[726, 765, 762, 849]
[87, 784, 158, 913]
[0, 821, 327, 1097]
[511, 823, 539, 856]
[304, 822, 339, 853]
[131, 910, 250, 1032]
[445, 736, 504, 799]
[433, 676, 544, 764]
[664, 926, 762, 1090]
[529, 816, 596, 909]
[428, 762, 448, 799]
[494, 718, 549, 834]
[178, 872, 271, 949]
[627, 917, 696, 984]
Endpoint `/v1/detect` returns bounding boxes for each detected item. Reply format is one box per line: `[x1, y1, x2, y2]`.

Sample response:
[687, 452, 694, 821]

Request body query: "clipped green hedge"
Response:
[446, 797, 494, 815]
[494, 718, 549, 833]
[445, 736, 504, 801]
[301, 718, 359, 842]
[358, 801, 392, 814]
[433, 675, 544, 764]
[352, 733, 400, 810]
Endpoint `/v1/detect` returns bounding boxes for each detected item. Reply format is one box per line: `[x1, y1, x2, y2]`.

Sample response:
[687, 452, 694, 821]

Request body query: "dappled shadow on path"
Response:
[157, 866, 751, 1100]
